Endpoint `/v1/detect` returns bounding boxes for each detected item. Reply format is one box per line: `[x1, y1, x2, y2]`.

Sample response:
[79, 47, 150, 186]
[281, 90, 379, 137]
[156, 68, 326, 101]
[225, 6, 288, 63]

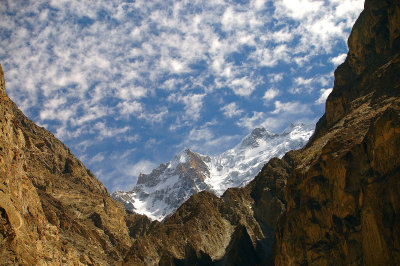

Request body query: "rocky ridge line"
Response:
[113, 124, 313, 221]
[0, 63, 154, 265]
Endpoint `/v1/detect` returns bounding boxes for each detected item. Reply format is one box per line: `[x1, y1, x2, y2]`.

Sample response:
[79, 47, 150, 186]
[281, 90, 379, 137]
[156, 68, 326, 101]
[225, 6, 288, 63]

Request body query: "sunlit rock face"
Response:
[113, 124, 313, 221]
[0, 64, 153, 265]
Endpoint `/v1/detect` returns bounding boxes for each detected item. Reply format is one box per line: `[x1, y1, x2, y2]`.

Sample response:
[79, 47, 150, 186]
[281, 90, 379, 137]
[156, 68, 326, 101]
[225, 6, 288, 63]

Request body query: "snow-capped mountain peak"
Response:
[112, 123, 314, 221]
[240, 127, 274, 149]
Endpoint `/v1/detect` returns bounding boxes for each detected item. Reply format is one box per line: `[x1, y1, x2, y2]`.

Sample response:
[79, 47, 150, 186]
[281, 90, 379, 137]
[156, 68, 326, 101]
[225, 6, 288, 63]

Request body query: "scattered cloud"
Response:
[93, 122, 130, 140]
[268, 73, 284, 83]
[229, 77, 256, 97]
[221, 102, 243, 118]
[128, 160, 158, 177]
[0, 0, 363, 191]
[263, 88, 279, 101]
[315, 88, 333, 105]
[237, 112, 266, 130]
[181, 125, 241, 155]
[271, 101, 311, 115]
[330, 53, 347, 66]
[168, 93, 205, 121]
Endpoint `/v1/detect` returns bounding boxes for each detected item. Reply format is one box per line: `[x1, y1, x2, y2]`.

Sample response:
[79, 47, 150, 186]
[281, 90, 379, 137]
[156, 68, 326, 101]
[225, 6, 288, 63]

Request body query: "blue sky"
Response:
[0, 0, 363, 192]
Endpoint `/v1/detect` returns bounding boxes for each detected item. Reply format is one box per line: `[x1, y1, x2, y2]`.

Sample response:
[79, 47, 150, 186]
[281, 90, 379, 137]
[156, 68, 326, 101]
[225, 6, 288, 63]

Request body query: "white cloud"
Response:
[237, 111, 265, 130]
[277, 0, 324, 20]
[271, 100, 311, 114]
[168, 93, 205, 121]
[187, 127, 214, 142]
[93, 122, 130, 139]
[220, 102, 243, 118]
[89, 152, 105, 164]
[315, 88, 333, 105]
[263, 88, 279, 101]
[128, 160, 158, 177]
[139, 108, 169, 124]
[117, 101, 143, 116]
[181, 125, 241, 155]
[116, 86, 148, 100]
[294, 77, 313, 86]
[330, 53, 347, 66]
[230, 77, 255, 96]
[269, 73, 284, 83]
[0, 0, 364, 191]
[271, 28, 294, 43]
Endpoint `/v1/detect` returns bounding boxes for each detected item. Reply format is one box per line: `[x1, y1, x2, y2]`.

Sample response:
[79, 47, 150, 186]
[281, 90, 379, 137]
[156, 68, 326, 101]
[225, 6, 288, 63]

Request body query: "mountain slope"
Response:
[275, 0, 400, 264]
[113, 124, 313, 220]
[205, 124, 314, 195]
[0, 64, 153, 265]
[124, 151, 299, 265]
[123, 0, 400, 264]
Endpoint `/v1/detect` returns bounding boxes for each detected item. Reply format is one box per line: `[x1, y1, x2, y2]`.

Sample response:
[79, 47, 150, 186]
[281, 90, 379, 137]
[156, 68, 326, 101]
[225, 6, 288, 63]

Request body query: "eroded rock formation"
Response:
[0, 63, 152, 265]
[275, 0, 400, 264]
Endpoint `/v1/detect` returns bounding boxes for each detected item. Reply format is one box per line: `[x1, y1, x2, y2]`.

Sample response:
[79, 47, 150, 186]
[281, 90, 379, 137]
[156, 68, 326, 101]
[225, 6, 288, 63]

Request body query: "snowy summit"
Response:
[113, 123, 314, 220]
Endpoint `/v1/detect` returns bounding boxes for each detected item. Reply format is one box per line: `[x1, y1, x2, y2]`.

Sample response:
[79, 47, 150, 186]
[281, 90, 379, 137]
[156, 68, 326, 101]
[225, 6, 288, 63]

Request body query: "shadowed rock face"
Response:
[122, 152, 297, 265]
[0, 63, 152, 265]
[275, 0, 400, 264]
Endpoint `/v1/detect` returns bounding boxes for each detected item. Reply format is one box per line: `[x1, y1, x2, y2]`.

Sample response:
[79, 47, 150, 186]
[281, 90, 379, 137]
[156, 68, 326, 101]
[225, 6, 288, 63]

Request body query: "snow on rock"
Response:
[112, 123, 314, 221]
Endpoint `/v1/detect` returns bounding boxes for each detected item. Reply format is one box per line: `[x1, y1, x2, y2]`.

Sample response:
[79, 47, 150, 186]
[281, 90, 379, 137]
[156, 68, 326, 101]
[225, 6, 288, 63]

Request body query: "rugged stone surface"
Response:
[113, 125, 312, 221]
[123, 151, 297, 265]
[0, 63, 152, 265]
[275, 0, 400, 264]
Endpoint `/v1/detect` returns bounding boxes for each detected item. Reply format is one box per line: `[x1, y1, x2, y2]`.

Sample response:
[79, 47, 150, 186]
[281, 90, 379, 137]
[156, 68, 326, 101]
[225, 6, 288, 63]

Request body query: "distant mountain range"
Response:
[112, 123, 314, 220]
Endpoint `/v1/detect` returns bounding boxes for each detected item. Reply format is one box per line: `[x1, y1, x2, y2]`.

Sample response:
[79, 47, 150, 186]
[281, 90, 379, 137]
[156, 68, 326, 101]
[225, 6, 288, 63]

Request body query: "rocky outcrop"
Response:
[0, 63, 152, 265]
[275, 0, 400, 264]
[122, 151, 297, 265]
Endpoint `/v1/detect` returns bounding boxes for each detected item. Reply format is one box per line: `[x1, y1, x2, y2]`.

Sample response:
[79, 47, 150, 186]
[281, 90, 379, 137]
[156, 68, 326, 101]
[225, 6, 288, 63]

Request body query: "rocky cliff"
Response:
[123, 151, 298, 265]
[275, 0, 400, 264]
[0, 63, 152, 265]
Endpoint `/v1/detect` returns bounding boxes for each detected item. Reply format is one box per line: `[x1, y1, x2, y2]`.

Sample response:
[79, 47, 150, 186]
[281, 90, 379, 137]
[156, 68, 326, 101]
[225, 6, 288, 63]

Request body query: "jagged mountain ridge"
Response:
[0, 64, 154, 265]
[123, 0, 400, 264]
[113, 123, 314, 220]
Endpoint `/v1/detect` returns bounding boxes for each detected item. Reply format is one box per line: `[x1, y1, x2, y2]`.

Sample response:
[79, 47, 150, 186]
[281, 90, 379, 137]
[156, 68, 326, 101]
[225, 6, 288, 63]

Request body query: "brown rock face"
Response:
[275, 0, 400, 265]
[326, 0, 400, 127]
[0, 65, 151, 264]
[0, 65, 5, 97]
[123, 151, 297, 265]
